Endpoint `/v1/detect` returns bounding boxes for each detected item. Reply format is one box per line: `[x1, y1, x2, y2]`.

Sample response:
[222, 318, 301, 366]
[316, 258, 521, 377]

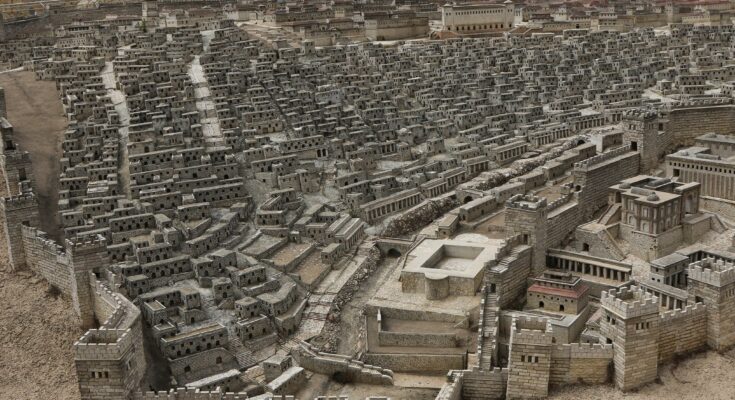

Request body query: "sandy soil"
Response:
[0, 221, 82, 400]
[0, 71, 67, 240]
[0, 269, 83, 400]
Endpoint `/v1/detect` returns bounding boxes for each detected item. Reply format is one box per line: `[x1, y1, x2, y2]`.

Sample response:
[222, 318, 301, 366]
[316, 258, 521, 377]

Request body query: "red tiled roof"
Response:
[527, 283, 588, 299]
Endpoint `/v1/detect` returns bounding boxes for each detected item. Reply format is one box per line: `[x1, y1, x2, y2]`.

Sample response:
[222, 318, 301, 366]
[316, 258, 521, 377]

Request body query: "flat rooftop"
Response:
[403, 238, 500, 279]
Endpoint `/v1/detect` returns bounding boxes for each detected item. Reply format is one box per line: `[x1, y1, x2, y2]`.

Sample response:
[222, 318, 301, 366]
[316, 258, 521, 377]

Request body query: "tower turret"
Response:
[505, 194, 548, 274]
[600, 286, 659, 391]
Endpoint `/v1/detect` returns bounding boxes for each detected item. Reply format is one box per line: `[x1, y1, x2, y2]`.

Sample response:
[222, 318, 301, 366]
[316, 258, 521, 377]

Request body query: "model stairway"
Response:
[478, 288, 499, 370]
[598, 203, 621, 225]
[227, 332, 257, 369]
[277, 337, 302, 354]
[496, 245, 530, 269]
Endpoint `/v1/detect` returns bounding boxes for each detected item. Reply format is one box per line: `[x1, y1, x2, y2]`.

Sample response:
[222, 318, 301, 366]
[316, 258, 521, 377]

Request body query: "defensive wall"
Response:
[573, 145, 640, 219]
[664, 101, 735, 149]
[74, 275, 147, 400]
[459, 368, 507, 400]
[22, 225, 70, 292]
[293, 342, 394, 385]
[549, 343, 613, 386]
[545, 193, 581, 249]
[657, 303, 708, 363]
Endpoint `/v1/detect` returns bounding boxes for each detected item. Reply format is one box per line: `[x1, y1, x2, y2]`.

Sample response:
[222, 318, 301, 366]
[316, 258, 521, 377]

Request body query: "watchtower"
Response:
[505, 194, 548, 274]
[600, 286, 659, 391]
[687, 257, 735, 350]
[2, 151, 34, 196]
[0, 193, 40, 270]
[67, 235, 109, 329]
[74, 328, 144, 400]
[622, 109, 659, 173]
[506, 316, 553, 399]
[0, 118, 34, 196]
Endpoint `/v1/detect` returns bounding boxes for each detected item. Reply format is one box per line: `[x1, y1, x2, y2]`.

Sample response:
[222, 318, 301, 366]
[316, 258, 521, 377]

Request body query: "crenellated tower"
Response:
[74, 328, 144, 400]
[67, 234, 109, 329]
[600, 286, 660, 391]
[506, 316, 553, 399]
[505, 194, 548, 274]
[0, 193, 40, 270]
[622, 109, 659, 173]
[0, 117, 34, 196]
[687, 258, 735, 351]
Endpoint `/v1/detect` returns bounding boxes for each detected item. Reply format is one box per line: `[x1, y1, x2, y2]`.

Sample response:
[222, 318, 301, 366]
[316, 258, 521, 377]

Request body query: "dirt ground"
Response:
[0, 70, 66, 240]
[0, 224, 82, 400]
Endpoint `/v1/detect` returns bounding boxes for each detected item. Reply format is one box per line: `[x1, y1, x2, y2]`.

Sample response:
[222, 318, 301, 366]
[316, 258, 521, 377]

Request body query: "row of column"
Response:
[550, 255, 630, 282]
[367, 193, 421, 221]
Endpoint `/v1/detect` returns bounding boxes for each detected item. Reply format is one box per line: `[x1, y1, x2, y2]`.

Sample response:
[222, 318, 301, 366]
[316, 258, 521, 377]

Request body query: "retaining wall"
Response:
[574, 149, 639, 219]
[362, 352, 466, 372]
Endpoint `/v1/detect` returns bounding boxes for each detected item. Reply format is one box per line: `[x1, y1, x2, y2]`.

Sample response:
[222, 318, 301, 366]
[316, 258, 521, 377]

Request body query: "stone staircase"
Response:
[478, 288, 499, 370]
[601, 228, 627, 261]
[276, 337, 302, 354]
[227, 332, 257, 369]
[598, 203, 621, 225]
[496, 245, 529, 270]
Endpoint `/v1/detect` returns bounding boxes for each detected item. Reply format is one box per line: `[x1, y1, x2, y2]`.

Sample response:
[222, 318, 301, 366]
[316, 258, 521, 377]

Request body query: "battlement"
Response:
[135, 388, 249, 400]
[65, 234, 107, 255]
[688, 257, 735, 287]
[505, 194, 547, 210]
[2, 150, 31, 165]
[671, 97, 732, 109]
[601, 285, 659, 319]
[74, 328, 134, 361]
[21, 225, 65, 256]
[553, 343, 614, 359]
[660, 302, 707, 323]
[574, 144, 633, 170]
[547, 192, 574, 213]
[622, 108, 657, 121]
[510, 316, 553, 345]
[90, 275, 128, 329]
[0, 192, 37, 209]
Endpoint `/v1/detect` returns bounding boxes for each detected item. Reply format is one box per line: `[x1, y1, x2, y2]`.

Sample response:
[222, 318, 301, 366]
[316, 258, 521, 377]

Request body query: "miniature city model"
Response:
[5, 1, 735, 400]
